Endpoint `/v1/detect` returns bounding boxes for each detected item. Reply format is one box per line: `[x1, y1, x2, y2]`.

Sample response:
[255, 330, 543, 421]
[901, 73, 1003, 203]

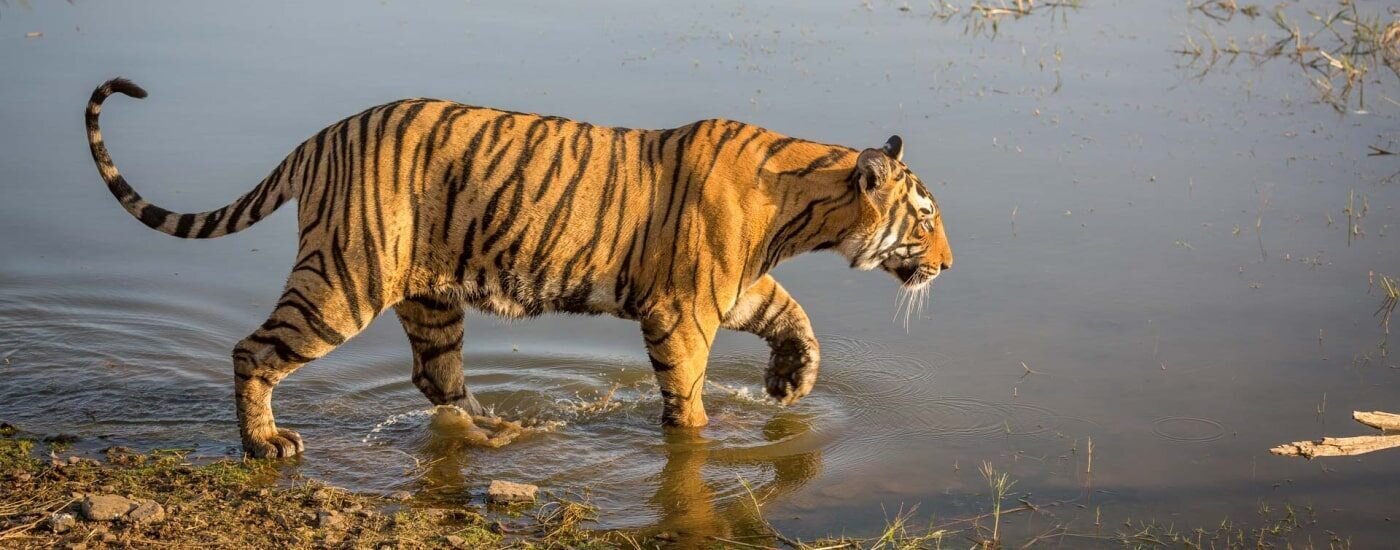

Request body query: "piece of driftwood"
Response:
[1352, 410, 1400, 431]
[1270, 410, 1400, 459]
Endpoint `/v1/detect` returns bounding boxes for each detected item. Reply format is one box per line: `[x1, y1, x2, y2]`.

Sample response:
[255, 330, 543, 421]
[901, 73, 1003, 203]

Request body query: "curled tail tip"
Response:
[98, 77, 147, 100]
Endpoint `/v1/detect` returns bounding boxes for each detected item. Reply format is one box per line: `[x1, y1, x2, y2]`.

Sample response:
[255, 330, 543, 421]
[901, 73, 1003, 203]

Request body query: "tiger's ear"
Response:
[882, 135, 903, 161]
[855, 148, 892, 192]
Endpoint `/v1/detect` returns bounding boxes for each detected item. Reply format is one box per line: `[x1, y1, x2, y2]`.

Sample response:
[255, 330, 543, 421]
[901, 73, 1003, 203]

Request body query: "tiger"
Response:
[85, 78, 953, 458]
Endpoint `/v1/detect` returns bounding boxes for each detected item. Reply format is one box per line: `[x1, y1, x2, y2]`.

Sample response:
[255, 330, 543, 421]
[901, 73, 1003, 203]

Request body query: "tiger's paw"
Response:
[243, 428, 304, 459]
[765, 339, 820, 405]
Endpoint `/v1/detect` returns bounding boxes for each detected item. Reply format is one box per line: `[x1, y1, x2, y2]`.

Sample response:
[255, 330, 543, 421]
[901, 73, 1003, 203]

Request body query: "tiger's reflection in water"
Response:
[406, 411, 822, 543]
[650, 415, 822, 546]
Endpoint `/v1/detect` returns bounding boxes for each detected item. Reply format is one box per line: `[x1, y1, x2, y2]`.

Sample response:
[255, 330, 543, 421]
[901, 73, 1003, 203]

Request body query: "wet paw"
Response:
[243, 428, 304, 459]
[765, 339, 819, 405]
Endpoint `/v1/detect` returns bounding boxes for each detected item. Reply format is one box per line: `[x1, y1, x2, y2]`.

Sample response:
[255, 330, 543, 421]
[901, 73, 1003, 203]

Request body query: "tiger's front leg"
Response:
[642, 312, 718, 428]
[722, 275, 820, 405]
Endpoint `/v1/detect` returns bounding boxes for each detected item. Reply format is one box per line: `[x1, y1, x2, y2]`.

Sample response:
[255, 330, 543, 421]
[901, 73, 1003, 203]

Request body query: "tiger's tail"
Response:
[86, 78, 295, 239]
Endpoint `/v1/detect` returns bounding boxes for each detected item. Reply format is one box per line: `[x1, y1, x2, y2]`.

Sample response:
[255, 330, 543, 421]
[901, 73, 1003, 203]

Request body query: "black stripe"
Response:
[648, 353, 676, 372]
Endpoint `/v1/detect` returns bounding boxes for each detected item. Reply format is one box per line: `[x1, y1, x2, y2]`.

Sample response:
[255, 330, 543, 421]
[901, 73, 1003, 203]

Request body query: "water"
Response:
[3, 0, 1399, 545]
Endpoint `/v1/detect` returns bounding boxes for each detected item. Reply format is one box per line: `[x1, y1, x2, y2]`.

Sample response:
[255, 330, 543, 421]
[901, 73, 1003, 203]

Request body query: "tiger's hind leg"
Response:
[394, 291, 485, 416]
[234, 276, 376, 459]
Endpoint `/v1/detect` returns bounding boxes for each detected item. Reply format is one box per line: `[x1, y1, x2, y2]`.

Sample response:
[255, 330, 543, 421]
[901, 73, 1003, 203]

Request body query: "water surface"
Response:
[2, 0, 1398, 545]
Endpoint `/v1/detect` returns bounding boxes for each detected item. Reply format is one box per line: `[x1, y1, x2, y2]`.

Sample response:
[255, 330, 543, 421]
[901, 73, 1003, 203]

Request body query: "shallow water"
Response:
[2, 0, 1399, 545]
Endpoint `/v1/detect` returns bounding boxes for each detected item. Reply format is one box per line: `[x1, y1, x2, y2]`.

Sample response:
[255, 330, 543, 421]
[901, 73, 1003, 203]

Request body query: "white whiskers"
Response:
[890, 267, 935, 330]
[892, 274, 934, 333]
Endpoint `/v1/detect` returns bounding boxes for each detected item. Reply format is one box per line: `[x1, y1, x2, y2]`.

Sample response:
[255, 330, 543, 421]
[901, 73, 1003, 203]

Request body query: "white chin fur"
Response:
[837, 239, 882, 270]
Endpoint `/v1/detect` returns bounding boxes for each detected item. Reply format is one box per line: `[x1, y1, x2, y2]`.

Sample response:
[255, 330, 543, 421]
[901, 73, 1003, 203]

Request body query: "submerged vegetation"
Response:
[921, 0, 1084, 37]
[1177, 0, 1400, 111]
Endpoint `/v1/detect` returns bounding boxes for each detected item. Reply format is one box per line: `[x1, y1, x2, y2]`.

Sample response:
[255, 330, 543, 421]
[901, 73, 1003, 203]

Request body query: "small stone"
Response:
[66, 544, 86, 550]
[654, 531, 678, 542]
[311, 486, 345, 504]
[486, 480, 537, 504]
[386, 490, 412, 501]
[68, 456, 82, 465]
[444, 535, 466, 548]
[14, 472, 31, 482]
[315, 509, 345, 530]
[81, 494, 138, 521]
[48, 512, 76, 534]
[127, 500, 165, 524]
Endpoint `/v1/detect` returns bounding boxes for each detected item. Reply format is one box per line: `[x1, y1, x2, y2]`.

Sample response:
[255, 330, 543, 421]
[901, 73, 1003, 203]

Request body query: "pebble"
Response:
[128, 500, 165, 524]
[48, 512, 76, 534]
[315, 509, 346, 530]
[386, 490, 412, 501]
[444, 535, 467, 548]
[486, 480, 538, 504]
[311, 486, 346, 504]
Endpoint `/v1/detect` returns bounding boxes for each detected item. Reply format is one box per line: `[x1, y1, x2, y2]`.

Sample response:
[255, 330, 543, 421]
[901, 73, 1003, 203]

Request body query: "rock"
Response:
[81, 494, 138, 521]
[127, 500, 165, 524]
[486, 480, 537, 504]
[444, 535, 467, 548]
[311, 486, 346, 504]
[67, 456, 82, 465]
[654, 531, 678, 542]
[66, 544, 87, 550]
[14, 472, 31, 483]
[315, 509, 345, 530]
[48, 512, 76, 534]
[386, 490, 412, 501]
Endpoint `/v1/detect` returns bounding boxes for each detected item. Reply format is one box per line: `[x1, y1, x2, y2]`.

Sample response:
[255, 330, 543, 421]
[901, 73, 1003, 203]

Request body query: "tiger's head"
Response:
[839, 136, 952, 291]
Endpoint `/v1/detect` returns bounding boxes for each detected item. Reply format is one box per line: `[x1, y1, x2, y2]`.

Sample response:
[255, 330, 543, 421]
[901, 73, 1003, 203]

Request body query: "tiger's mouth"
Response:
[892, 263, 940, 290]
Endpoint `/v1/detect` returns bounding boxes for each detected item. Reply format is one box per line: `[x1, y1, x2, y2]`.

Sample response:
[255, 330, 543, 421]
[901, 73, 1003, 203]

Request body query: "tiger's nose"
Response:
[940, 257, 953, 271]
